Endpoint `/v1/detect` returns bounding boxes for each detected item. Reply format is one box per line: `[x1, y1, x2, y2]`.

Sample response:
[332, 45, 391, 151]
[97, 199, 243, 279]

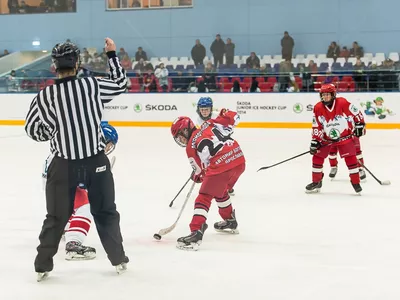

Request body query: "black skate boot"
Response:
[329, 166, 338, 178]
[214, 210, 239, 234]
[305, 181, 322, 193]
[176, 223, 208, 251]
[228, 189, 235, 196]
[65, 241, 96, 261]
[115, 256, 129, 275]
[359, 168, 367, 180]
[352, 183, 362, 194]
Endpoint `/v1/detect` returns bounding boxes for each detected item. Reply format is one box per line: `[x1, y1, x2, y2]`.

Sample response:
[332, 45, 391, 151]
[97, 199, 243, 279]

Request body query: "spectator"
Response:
[339, 46, 350, 59]
[135, 47, 148, 62]
[210, 34, 225, 67]
[327, 42, 340, 61]
[80, 50, 92, 66]
[323, 67, 334, 84]
[353, 58, 365, 91]
[301, 60, 318, 91]
[0, 49, 9, 57]
[133, 58, 146, 72]
[249, 80, 260, 92]
[191, 39, 206, 66]
[350, 41, 364, 58]
[203, 62, 216, 91]
[154, 63, 169, 92]
[121, 55, 132, 70]
[117, 48, 128, 61]
[367, 61, 379, 91]
[172, 71, 188, 92]
[225, 38, 235, 66]
[287, 73, 299, 92]
[246, 52, 260, 69]
[143, 69, 157, 92]
[6, 70, 19, 92]
[231, 80, 242, 92]
[278, 60, 291, 92]
[281, 31, 294, 60]
[196, 81, 209, 93]
[131, 0, 141, 7]
[8, 0, 18, 14]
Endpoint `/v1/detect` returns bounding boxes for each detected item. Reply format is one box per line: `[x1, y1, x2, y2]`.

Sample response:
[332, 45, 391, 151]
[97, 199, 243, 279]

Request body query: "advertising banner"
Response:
[0, 93, 399, 129]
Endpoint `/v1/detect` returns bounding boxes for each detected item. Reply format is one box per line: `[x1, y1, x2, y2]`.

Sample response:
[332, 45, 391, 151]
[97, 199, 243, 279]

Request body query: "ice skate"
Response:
[329, 166, 338, 179]
[214, 210, 239, 234]
[65, 241, 96, 261]
[228, 189, 235, 196]
[177, 223, 208, 251]
[352, 183, 362, 194]
[36, 272, 49, 282]
[115, 256, 129, 275]
[305, 181, 322, 193]
[359, 169, 366, 181]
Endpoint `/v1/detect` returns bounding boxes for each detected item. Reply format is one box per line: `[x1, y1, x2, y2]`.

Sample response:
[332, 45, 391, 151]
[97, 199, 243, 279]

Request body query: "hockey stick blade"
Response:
[358, 160, 391, 186]
[158, 181, 196, 236]
[169, 174, 192, 207]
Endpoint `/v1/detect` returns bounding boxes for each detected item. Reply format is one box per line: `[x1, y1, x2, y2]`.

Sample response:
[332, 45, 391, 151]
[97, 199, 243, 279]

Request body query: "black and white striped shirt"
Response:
[24, 51, 127, 160]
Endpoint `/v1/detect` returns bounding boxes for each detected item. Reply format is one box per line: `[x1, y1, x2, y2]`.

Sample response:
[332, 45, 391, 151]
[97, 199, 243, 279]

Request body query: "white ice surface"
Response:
[0, 126, 399, 300]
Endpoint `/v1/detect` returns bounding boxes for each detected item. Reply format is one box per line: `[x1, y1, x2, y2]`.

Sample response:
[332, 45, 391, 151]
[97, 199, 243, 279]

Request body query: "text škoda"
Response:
[145, 104, 177, 111]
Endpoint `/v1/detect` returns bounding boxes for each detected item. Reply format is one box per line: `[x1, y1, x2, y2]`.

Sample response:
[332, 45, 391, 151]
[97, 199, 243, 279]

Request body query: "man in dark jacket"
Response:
[225, 38, 235, 66]
[210, 34, 225, 67]
[135, 47, 148, 62]
[191, 39, 206, 66]
[281, 31, 294, 60]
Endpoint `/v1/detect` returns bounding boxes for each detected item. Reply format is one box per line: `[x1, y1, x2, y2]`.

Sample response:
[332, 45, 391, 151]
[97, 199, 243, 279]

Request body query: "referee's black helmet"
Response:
[51, 42, 80, 72]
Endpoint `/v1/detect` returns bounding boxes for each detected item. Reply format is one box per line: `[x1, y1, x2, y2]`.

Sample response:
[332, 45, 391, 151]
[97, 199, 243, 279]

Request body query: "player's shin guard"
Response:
[312, 155, 324, 183]
[189, 193, 212, 232]
[306, 156, 324, 193]
[345, 155, 362, 193]
[215, 194, 233, 220]
[357, 152, 366, 180]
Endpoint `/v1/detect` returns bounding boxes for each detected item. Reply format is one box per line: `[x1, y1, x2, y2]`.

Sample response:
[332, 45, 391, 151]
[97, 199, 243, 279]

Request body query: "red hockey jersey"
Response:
[186, 109, 245, 176]
[312, 97, 364, 143]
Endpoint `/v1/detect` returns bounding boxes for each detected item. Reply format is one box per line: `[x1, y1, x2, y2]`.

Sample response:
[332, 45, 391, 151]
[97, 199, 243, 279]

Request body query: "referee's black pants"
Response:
[34, 151, 126, 272]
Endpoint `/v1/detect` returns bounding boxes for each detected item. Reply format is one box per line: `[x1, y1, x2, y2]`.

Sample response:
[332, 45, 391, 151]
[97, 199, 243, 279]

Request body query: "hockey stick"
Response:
[358, 160, 391, 185]
[157, 181, 196, 237]
[257, 135, 353, 172]
[257, 150, 309, 172]
[110, 156, 116, 169]
[169, 172, 194, 207]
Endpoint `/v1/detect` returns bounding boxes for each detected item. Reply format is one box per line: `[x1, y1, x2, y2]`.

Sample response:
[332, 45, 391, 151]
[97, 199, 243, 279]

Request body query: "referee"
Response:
[25, 38, 128, 280]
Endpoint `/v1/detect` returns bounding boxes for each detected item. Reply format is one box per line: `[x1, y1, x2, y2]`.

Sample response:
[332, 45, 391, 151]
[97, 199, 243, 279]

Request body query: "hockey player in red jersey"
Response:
[171, 109, 245, 251]
[328, 136, 366, 180]
[306, 84, 366, 194]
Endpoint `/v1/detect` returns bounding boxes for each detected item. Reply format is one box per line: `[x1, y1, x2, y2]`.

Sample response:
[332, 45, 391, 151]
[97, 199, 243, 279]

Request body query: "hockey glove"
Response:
[354, 123, 366, 137]
[310, 140, 321, 155]
[191, 172, 204, 183]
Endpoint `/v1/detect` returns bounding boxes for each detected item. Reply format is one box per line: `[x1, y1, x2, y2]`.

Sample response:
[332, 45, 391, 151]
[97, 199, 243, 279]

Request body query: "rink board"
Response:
[0, 92, 399, 129]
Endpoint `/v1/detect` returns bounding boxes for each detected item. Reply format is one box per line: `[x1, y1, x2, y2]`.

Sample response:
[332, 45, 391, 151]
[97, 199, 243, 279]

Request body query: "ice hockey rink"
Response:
[1, 126, 399, 300]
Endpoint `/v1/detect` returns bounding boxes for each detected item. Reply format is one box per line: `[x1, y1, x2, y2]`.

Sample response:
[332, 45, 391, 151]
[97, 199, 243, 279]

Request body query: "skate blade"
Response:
[228, 192, 235, 196]
[115, 263, 127, 275]
[65, 251, 96, 261]
[215, 228, 239, 234]
[176, 241, 200, 251]
[37, 272, 49, 282]
[305, 188, 320, 194]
